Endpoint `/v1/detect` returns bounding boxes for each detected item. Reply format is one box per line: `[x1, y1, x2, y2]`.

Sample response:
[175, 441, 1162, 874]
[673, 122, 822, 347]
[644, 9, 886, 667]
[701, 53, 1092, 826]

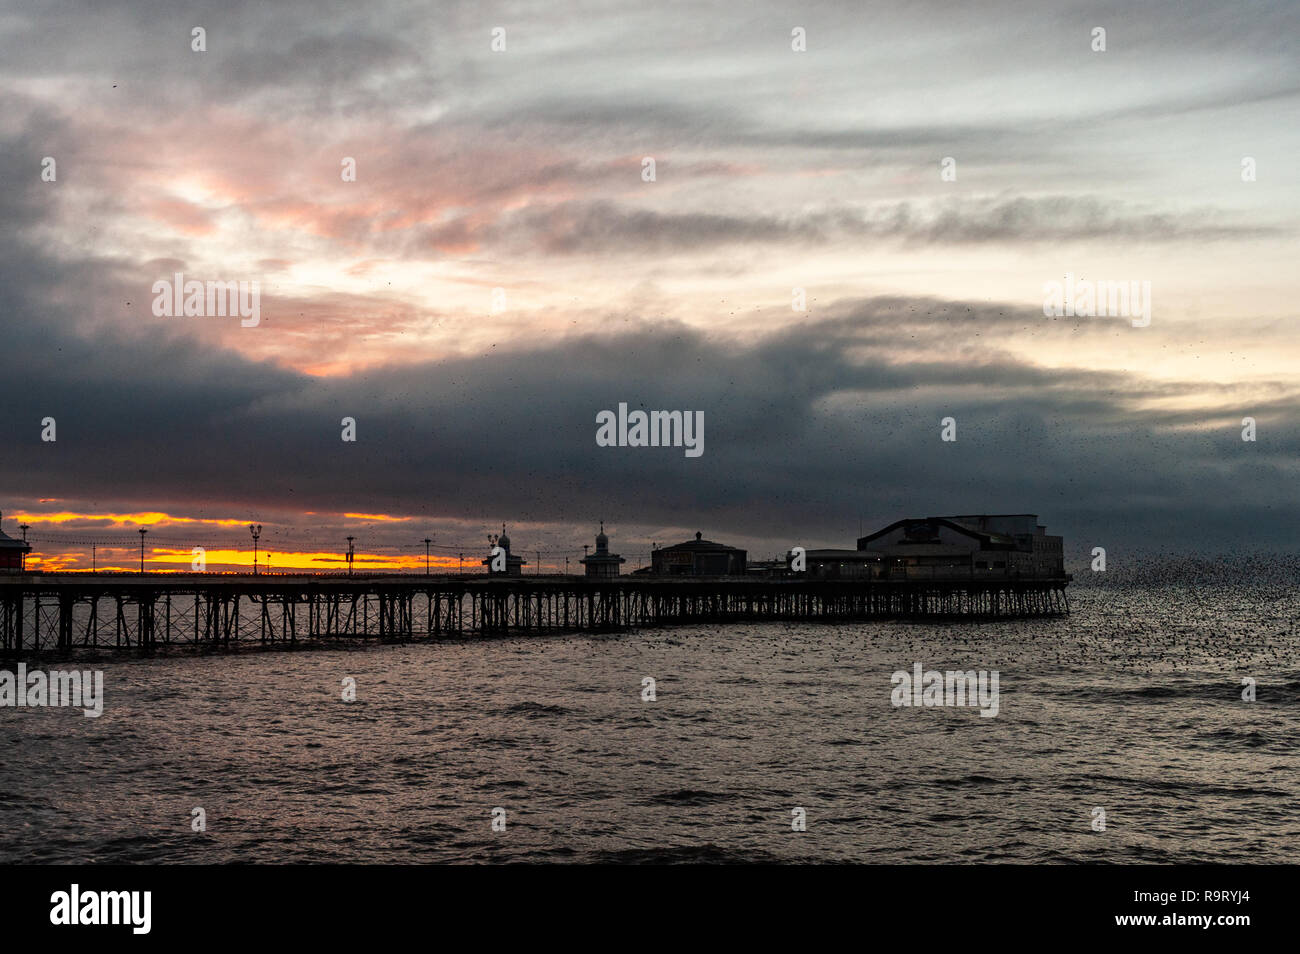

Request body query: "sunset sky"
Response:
[2, 0, 1298, 571]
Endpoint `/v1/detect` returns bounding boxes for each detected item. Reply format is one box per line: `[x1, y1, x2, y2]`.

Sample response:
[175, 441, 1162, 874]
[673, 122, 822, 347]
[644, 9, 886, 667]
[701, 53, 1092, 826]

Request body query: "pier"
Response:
[0, 574, 1069, 656]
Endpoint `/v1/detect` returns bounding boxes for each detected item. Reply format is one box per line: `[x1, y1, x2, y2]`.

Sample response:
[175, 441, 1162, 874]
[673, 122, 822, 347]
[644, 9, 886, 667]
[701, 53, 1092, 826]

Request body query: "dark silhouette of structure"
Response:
[0, 572, 1071, 654]
[0, 512, 31, 574]
[856, 514, 1065, 579]
[0, 511, 1074, 655]
[649, 531, 747, 576]
[797, 515, 1067, 580]
[483, 525, 526, 577]
[579, 522, 624, 578]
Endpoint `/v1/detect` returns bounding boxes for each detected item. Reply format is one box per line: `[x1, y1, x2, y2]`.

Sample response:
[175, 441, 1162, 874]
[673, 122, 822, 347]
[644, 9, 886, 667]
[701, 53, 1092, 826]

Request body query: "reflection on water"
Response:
[1, 581, 1296, 863]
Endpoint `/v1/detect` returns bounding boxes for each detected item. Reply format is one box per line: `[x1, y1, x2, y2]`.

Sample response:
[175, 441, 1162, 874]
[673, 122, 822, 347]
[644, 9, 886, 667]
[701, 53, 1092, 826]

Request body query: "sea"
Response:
[2, 571, 1297, 864]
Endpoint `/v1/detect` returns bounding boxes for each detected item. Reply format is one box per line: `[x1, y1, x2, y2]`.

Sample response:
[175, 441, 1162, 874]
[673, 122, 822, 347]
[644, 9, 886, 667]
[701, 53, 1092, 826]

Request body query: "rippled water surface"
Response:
[2, 580, 1297, 863]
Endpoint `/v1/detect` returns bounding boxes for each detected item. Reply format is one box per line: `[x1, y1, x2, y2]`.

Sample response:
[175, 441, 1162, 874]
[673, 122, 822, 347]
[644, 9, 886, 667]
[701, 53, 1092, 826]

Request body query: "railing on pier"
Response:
[0, 575, 1070, 655]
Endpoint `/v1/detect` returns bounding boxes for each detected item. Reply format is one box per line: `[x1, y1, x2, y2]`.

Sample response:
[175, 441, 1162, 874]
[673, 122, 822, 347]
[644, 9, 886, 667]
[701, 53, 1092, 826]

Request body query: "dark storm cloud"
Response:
[2, 246, 1296, 556]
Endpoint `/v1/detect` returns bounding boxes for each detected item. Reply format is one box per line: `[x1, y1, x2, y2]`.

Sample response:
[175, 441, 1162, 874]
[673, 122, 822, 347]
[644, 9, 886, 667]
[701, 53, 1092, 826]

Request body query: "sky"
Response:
[1, 0, 1298, 572]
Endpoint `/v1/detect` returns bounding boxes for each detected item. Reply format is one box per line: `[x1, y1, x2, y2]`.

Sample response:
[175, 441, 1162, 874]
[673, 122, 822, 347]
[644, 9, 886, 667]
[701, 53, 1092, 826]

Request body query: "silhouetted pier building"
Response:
[482, 525, 526, 577]
[649, 531, 747, 576]
[791, 515, 1066, 580]
[822, 514, 1068, 579]
[579, 523, 624, 578]
[0, 512, 31, 574]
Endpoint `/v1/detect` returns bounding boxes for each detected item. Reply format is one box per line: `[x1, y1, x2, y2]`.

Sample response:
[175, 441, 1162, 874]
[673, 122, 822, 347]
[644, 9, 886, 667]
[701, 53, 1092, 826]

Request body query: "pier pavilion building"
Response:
[482, 525, 527, 576]
[579, 523, 625, 578]
[649, 532, 747, 576]
[853, 514, 1065, 579]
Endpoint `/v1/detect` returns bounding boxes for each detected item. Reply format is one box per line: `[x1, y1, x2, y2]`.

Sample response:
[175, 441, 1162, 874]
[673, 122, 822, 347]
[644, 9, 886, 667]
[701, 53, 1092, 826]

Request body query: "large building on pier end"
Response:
[793, 514, 1066, 580]
[854, 514, 1065, 579]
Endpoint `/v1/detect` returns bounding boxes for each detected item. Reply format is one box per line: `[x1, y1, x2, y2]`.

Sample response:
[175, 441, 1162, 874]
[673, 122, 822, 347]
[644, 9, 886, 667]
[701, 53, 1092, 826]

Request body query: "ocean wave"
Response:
[488, 701, 574, 718]
[644, 789, 736, 806]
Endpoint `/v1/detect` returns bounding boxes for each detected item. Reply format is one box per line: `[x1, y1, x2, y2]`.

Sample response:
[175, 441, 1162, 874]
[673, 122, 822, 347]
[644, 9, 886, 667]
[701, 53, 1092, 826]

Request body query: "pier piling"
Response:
[0, 575, 1070, 656]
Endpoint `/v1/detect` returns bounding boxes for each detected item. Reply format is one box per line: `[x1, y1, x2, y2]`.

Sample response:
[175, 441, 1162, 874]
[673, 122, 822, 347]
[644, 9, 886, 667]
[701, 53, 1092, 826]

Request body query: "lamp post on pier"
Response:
[249, 524, 262, 576]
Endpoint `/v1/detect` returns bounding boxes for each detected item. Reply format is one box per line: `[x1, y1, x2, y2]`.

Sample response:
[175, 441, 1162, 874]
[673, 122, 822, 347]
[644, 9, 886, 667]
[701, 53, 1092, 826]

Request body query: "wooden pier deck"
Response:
[0, 573, 1070, 655]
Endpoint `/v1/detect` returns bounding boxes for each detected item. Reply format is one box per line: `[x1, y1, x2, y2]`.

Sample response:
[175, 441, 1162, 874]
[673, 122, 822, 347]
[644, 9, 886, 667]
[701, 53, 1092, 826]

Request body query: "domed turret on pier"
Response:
[580, 521, 625, 578]
[482, 523, 526, 577]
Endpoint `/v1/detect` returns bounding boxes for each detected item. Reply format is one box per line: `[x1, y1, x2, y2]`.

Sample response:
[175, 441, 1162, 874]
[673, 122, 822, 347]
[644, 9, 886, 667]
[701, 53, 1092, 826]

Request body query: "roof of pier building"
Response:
[659, 531, 744, 553]
[857, 516, 1023, 553]
[0, 512, 31, 552]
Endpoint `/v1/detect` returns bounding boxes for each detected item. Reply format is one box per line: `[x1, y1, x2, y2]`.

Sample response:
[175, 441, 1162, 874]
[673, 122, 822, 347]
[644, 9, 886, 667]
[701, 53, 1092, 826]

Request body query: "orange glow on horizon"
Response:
[12, 508, 420, 531]
[11, 510, 251, 529]
[11, 509, 526, 573]
[24, 548, 466, 573]
[149, 548, 444, 571]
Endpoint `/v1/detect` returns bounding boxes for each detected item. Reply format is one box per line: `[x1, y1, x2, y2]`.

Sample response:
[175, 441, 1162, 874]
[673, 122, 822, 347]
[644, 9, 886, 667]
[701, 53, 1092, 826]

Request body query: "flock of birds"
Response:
[623, 570, 1299, 684]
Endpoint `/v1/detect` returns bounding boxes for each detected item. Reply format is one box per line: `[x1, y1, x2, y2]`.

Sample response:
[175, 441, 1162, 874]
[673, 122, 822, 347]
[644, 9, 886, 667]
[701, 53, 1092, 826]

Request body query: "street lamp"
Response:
[346, 535, 355, 577]
[424, 537, 432, 576]
[138, 528, 147, 575]
[18, 524, 29, 572]
[249, 524, 262, 576]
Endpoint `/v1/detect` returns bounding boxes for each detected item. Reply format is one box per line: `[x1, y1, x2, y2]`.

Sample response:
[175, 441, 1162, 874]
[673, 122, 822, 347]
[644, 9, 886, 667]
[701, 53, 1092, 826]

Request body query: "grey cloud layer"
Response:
[3, 258, 1296, 554]
[472, 195, 1282, 256]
